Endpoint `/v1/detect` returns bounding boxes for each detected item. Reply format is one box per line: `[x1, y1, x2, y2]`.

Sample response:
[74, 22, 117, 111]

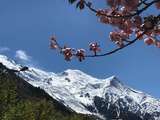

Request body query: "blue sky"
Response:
[0, 0, 160, 98]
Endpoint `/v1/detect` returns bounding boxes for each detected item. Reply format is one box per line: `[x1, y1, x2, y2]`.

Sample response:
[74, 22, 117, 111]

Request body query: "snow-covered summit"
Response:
[0, 54, 160, 120]
[0, 54, 19, 70]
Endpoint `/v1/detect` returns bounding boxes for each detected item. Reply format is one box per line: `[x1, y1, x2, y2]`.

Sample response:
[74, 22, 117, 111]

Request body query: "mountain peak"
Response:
[64, 69, 85, 75]
[0, 54, 19, 70]
[109, 76, 124, 89]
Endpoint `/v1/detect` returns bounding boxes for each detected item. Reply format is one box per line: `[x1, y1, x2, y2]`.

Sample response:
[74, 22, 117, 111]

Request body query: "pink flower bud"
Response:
[144, 38, 155, 45]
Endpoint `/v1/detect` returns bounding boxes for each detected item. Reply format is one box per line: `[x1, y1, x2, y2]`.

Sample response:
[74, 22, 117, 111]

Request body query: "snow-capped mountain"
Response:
[0, 54, 160, 120]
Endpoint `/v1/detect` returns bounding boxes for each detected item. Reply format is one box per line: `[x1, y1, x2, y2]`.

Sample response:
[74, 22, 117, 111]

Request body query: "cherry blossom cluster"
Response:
[50, 0, 160, 61]
[89, 42, 101, 55]
[96, 0, 160, 48]
[50, 38, 101, 61]
[109, 31, 129, 47]
[106, 0, 139, 12]
[50, 36, 58, 49]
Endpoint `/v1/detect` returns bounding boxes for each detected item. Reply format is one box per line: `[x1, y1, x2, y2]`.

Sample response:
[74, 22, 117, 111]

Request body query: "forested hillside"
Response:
[0, 63, 97, 120]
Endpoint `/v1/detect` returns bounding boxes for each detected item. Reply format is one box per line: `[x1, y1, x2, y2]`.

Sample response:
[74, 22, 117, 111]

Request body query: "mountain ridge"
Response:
[0, 54, 160, 120]
[0, 62, 97, 120]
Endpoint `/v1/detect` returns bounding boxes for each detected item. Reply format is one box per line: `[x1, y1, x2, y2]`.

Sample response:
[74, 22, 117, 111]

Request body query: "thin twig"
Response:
[139, 0, 149, 6]
[84, 32, 146, 57]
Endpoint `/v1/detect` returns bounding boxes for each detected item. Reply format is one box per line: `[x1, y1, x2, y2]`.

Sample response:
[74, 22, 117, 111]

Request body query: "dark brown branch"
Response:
[123, 39, 132, 43]
[139, 0, 149, 6]
[84, 32, 146, 58]
[84, 0, 159, 18]
[84, 14, 160, 58]
[53, 14, 160, 59]
[52, 3, 160, 61]
[54, 32, 145, 58]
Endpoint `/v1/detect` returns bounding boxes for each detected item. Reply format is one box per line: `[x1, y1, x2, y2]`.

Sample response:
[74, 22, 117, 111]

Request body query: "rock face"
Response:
[0, 54, 160, 120]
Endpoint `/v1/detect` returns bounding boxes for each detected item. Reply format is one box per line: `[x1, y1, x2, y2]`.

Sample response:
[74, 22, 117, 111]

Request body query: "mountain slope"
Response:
[0, 54, 160, 120]
[0, 63, 96, 120]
